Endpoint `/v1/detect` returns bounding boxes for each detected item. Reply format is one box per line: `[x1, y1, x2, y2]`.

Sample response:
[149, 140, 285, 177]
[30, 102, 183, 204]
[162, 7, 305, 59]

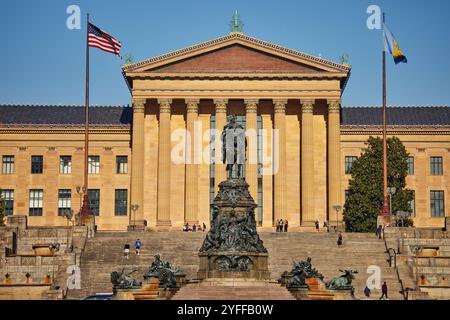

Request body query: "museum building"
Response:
[1, 31, 449, 231]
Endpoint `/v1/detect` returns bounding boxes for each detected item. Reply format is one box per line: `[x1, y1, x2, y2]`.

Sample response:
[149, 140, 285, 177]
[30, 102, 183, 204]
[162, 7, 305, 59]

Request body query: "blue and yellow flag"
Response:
[383, 23, 408, 64]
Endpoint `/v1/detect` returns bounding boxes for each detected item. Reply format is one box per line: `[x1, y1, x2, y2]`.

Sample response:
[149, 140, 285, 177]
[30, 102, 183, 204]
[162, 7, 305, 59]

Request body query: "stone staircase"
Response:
[65, 231, 406, 300]
[173, 280, 296, 300]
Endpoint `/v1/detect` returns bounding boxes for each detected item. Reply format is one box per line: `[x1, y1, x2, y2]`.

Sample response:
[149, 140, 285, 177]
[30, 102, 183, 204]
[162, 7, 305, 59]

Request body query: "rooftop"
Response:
[0, 104, 449, 127]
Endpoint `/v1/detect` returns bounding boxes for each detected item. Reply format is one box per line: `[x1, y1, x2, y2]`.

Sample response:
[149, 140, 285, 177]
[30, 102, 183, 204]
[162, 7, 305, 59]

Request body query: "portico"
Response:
[123, 32, 351, 230]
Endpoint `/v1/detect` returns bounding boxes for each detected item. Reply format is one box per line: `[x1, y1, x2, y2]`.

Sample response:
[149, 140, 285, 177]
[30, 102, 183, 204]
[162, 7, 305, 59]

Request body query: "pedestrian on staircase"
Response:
[337, 232, 343, 247]
[284, 220, 288, 232]
[123, 244, 130, 259]
[193, 224, 197, 232]
[276, 220, 280, 232]
[364, 286, 371, 299]
[379, 282, 388, 300]
[203, 222, 207, 232]
[135, 239, 142, 256]
[315, 220, 320, 232]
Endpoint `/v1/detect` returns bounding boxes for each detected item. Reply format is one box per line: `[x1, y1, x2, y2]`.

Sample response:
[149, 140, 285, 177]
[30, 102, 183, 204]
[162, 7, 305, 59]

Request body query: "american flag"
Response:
[88, 23, 122, 57]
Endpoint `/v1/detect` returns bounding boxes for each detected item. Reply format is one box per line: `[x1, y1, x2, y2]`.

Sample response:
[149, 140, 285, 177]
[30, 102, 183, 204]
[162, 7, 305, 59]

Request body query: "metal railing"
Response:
[383, 230, 408, 300]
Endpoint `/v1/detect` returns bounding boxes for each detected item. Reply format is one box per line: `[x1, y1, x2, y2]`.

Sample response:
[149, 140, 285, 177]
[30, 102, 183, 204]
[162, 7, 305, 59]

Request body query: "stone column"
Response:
[214, 99, 228, 194]
[157, 99, 172, 226]
[328, 100, 342, 221]
[273, 99, 287, 223]
[301, 99, 315, 225]
[185, 99, 200, 225]
[130, 98, 146, 224]
[245, 99, 259, 210]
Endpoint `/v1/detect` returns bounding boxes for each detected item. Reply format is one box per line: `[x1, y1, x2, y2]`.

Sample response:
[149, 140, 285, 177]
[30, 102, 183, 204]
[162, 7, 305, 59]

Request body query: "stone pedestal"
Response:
[198, 252, 270, 280]
[198, 177, 269, 281]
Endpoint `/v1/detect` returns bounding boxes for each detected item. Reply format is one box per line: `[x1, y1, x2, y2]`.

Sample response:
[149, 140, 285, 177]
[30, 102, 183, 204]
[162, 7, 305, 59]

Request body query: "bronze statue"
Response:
[144, 255, 185, 288]
[221, 115, 247, 180]
[110, 268, 142, 291]
[326, 269, 358, 290]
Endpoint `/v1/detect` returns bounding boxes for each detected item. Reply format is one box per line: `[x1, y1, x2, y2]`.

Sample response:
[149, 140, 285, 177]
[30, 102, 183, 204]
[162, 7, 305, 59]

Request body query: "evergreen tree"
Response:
[343, 136, 414, 232]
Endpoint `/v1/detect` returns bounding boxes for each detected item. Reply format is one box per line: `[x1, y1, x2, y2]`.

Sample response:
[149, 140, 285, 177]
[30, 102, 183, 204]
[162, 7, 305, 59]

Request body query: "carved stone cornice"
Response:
[328, 100, 341, 113]
[158, 99, 172, 113]
[214, 99, 228, 114]
[301, 100, 315, 114]
[273, 99, 287, 114]
[132, 99, 146, 114]
[244, 99, 259, 113]
[186, 99, 200, 114]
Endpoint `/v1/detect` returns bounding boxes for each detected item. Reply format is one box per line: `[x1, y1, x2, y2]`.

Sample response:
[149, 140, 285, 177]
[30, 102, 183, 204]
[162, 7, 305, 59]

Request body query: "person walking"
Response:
[377, 225, 383, 240]
[123, 244, 130, 259]
[135, 239, 142, 256]
[337, 232, 343, 247]
[276, 220, 281, 232]
[192, 224, 197, 232]
[323, 221, 329, 233]
[315, 220, 320, 232]
[284, 220, 289, 233]
[203, 222, 207, 232]
[380, 282, 388, 300]
[364, 286, 371, 299]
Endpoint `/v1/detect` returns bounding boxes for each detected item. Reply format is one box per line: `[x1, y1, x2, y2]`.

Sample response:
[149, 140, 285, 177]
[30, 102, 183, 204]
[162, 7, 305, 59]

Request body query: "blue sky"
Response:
[0, 0, 449, 107]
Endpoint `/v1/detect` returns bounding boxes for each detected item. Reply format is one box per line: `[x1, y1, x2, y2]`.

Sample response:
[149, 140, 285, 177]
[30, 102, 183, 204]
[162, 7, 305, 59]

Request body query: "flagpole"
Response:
[381, 12, 390, 217]
[80, 13, 93, 220]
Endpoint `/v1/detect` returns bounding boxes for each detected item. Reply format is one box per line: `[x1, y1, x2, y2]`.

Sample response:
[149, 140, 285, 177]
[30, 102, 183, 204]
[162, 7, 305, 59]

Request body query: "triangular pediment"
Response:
[147, 44, 323, 73]
[123, 33, 351, 75]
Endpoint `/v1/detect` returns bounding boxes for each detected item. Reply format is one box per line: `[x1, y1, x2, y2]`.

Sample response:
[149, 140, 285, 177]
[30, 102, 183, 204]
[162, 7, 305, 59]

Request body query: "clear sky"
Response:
[0, 0, 449, 107]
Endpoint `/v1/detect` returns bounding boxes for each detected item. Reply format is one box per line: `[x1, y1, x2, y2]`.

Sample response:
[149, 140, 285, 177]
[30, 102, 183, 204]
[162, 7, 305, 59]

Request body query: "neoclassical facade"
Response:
[1, 32, 449, 230]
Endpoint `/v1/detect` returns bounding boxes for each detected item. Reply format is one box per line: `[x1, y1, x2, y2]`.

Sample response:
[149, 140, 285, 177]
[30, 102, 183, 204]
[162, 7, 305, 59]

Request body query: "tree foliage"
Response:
[343, 137, 414, 232]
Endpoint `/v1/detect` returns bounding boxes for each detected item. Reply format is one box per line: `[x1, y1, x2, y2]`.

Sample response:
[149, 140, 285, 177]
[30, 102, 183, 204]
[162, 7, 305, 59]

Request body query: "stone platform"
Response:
[172, 279, 295, 300]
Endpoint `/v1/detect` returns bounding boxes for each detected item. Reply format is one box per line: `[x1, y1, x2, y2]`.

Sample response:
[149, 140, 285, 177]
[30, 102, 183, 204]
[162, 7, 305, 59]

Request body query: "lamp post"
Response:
[131, 204, 139, 231]
[332, 205, 342, 233]
[387, 187, 397, 216]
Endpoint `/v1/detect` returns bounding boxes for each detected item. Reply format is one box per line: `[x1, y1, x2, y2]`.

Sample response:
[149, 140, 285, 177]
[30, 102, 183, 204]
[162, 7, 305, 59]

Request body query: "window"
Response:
[31, 156, 43, 174]
[88, 189, 100, 216]
[2, 156, 14, 174]
[58, 190, 72, 216]
[430, 191, 445, 217]
[60, 156, 72, 174]
[115, 189, 128, 216]
[409, 191, 416, 217]
[116, 156, 128, 174]
[29, 189, 43, 216]
[88, 156, 100, 174]
[430, 157, 443, 176]
[1, 190, 14, 216]
[407, 157, 414, 176]
[345, 156, 358, 175]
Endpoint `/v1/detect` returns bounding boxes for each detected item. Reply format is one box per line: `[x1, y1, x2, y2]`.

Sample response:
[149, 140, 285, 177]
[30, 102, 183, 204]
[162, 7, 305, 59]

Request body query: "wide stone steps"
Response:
[172, 281, 296, 300]
[66, 232, 406, 300]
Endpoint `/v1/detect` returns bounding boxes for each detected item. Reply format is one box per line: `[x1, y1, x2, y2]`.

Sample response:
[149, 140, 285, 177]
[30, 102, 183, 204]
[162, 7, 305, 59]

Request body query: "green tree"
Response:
[343, 136, 414, 232]
[0, 190, 5, 226]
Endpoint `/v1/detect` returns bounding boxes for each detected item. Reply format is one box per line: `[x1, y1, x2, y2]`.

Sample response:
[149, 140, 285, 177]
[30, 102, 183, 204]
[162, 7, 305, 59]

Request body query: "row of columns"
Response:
[130, 98, 341, 227]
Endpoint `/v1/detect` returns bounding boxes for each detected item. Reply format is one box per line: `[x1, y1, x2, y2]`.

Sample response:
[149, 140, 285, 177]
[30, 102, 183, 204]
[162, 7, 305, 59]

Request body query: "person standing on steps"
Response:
[315, 220, 320, 232]
[364, 286, 371, 299]
[203, 222, 206, 232]
[123, 244, 130, 259]
[380, 282, 388, 300]
[192, 224, 197, 232]
[135, 239, 142, 256]
[337, 232, 343, 247]
[284, 220, 288, 233]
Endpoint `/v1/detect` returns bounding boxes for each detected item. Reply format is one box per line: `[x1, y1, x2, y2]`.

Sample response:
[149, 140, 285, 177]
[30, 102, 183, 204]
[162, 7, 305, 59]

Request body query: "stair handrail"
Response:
[383, 231, 408, 300]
